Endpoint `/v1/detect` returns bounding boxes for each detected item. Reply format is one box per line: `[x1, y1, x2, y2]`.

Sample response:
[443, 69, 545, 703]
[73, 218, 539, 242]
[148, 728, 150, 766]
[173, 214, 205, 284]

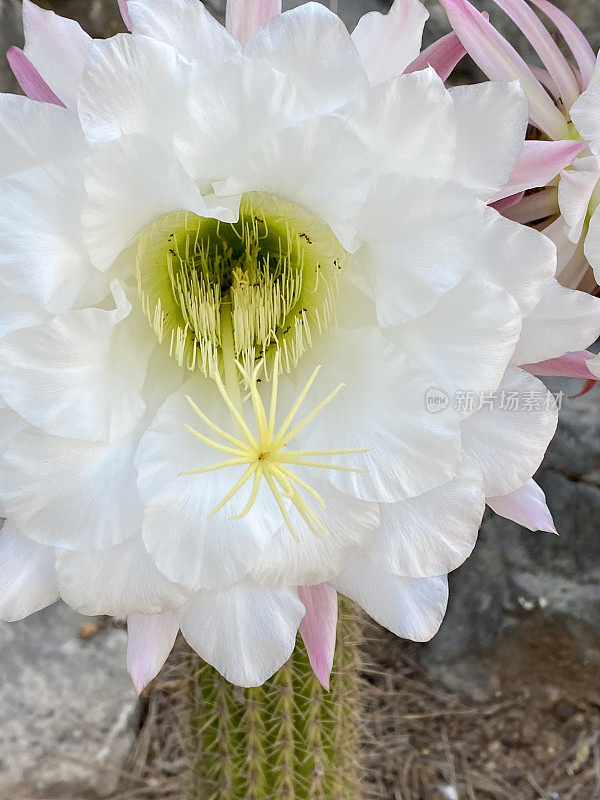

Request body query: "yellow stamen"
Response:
[207, 463, 256, 520]
[183, 360, 368, 538]
[185, 395, 246, 450]
[184, 424, 246, 456]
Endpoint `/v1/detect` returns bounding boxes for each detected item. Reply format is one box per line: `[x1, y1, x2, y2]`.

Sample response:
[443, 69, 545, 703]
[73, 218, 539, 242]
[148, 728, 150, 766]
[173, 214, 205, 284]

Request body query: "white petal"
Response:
[513, 278, 600, 364]
[245, 2, 369, 114]
[82, 134, 209, 271]
[558, 165, 600, 244]
[470, 207, 556, 316]
[251, 480, 380, 586]
[332, 560, 448, 641]
[0, 292, 48, 341]
[287, 326, 461, 503]
[77, 34, 197, 149]
[394, 272, 522, 401]
[128, 0, 239, 66]
[0, 399, 27, 454]
[56, 536, 188, 616]
[368, 455, 485, 579]
[585, 203, 600, 279]
[136, 381, 281, 591]
[460, 367, 558, 497]
[0, 522, 58, 622]
[542, 215, 578, 277]
[451, 81, 528, 200]
[174, 54, 307, 187]
[571, 82, 600, 158]
[0, 94, 87, 178]
[178, 580, 305, 686]
[215, 114, 372, 252]
[0, 427, 142, 550]
[357, 176, 477, 325]
[488, 479, 556, 533]
[22, 0, 91, 108]
[0, 158, 92, 310]
[0, 283, 152, 442]
[339, 68, 456, 182]
[127, 612, 180, 694]
[351, 0, 429, 85]
[541, 217, 594, 292]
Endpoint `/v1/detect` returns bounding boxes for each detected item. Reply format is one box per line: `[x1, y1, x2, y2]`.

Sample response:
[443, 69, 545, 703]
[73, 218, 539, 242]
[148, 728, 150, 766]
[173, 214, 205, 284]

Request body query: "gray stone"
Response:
[0, 603, 138, 799]
[0, 0, 23, 95]
[422, 379, 600, 699]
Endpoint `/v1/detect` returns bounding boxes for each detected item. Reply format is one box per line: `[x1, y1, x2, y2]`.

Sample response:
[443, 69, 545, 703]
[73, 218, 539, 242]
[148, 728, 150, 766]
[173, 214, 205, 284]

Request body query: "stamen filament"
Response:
[185, 395, 246, 449]
[208, 464, 256, 520]
[212, 367, 258, 448]
[271, 469, 326, 539]
[281, 448, 369, 457]
[241, 360, 270, 444]
[179, 457, 248, 476]
[275, 464, 326, 510]
[229, 466, 263, 521]
[279, 458, 365, 473]
[265, 472, 299, 541]
[276, 383, 345, 448]
[184, 424, 246, 456]
[273, 365, 321, 445]
[268, 352, 281, 436]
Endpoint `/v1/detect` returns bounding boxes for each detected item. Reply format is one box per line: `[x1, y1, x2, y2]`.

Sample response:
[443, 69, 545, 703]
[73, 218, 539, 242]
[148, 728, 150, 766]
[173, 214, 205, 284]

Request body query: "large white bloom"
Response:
[1, 0, 600, 688]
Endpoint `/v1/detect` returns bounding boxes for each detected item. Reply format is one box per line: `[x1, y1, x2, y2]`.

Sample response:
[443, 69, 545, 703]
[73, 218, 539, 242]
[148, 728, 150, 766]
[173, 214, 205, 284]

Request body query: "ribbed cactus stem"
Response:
[187, 597, 363, 800]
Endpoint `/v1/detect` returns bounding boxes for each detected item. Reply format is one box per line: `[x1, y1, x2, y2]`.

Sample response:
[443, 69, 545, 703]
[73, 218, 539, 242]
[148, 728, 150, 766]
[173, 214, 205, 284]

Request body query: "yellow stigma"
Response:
[180, 353, 367, 540]
[136, 192, 347, 377]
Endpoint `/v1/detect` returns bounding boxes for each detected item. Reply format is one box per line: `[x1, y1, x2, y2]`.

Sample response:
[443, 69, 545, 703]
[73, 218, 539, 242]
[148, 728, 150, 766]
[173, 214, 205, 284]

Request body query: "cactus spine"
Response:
[187, 597, 363, 800]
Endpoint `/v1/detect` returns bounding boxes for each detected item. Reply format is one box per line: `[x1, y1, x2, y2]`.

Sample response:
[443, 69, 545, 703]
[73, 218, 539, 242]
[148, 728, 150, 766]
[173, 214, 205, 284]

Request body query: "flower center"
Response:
[136, 192, 347, 377]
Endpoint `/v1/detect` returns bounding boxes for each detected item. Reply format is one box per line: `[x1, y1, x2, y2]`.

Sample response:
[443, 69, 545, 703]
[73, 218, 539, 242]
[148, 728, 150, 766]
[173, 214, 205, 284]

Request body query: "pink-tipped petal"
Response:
[6, 46, 65, 106]
[492, 139, 585, 202]
[530, 65, 559, 98]
[490, 191, 525, 213]
[21, 0, 92, 108]
[503, 186, 559, 223]
[404, 31, 466, 80]
[491, 0, 580, 108]
[118, 0, 133, 31]
[226, 0, 281, 46]
[298, 584, 338, 691]
[439, 0, 568, 139]
[571, 378, 597, 398]
[520, 349, 599, 379]
[126, 612, 179, 695]
[488, 479, 557, 533]
[522, 350, 599, 397]
[527, 0, 596, 90]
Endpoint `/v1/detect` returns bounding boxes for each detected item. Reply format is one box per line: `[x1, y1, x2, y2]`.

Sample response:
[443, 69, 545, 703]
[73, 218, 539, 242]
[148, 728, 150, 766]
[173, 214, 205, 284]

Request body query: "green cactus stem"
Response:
[186, 597, 363, 800]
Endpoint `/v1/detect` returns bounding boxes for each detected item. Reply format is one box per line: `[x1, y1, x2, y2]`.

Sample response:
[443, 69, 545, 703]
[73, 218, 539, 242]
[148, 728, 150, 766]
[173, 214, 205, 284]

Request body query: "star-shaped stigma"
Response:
[181, 355, 367, 540]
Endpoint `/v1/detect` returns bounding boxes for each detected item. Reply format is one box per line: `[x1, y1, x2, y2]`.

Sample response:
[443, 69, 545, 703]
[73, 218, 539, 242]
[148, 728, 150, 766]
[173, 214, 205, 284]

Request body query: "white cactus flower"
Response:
[1, 0, 600, 688]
